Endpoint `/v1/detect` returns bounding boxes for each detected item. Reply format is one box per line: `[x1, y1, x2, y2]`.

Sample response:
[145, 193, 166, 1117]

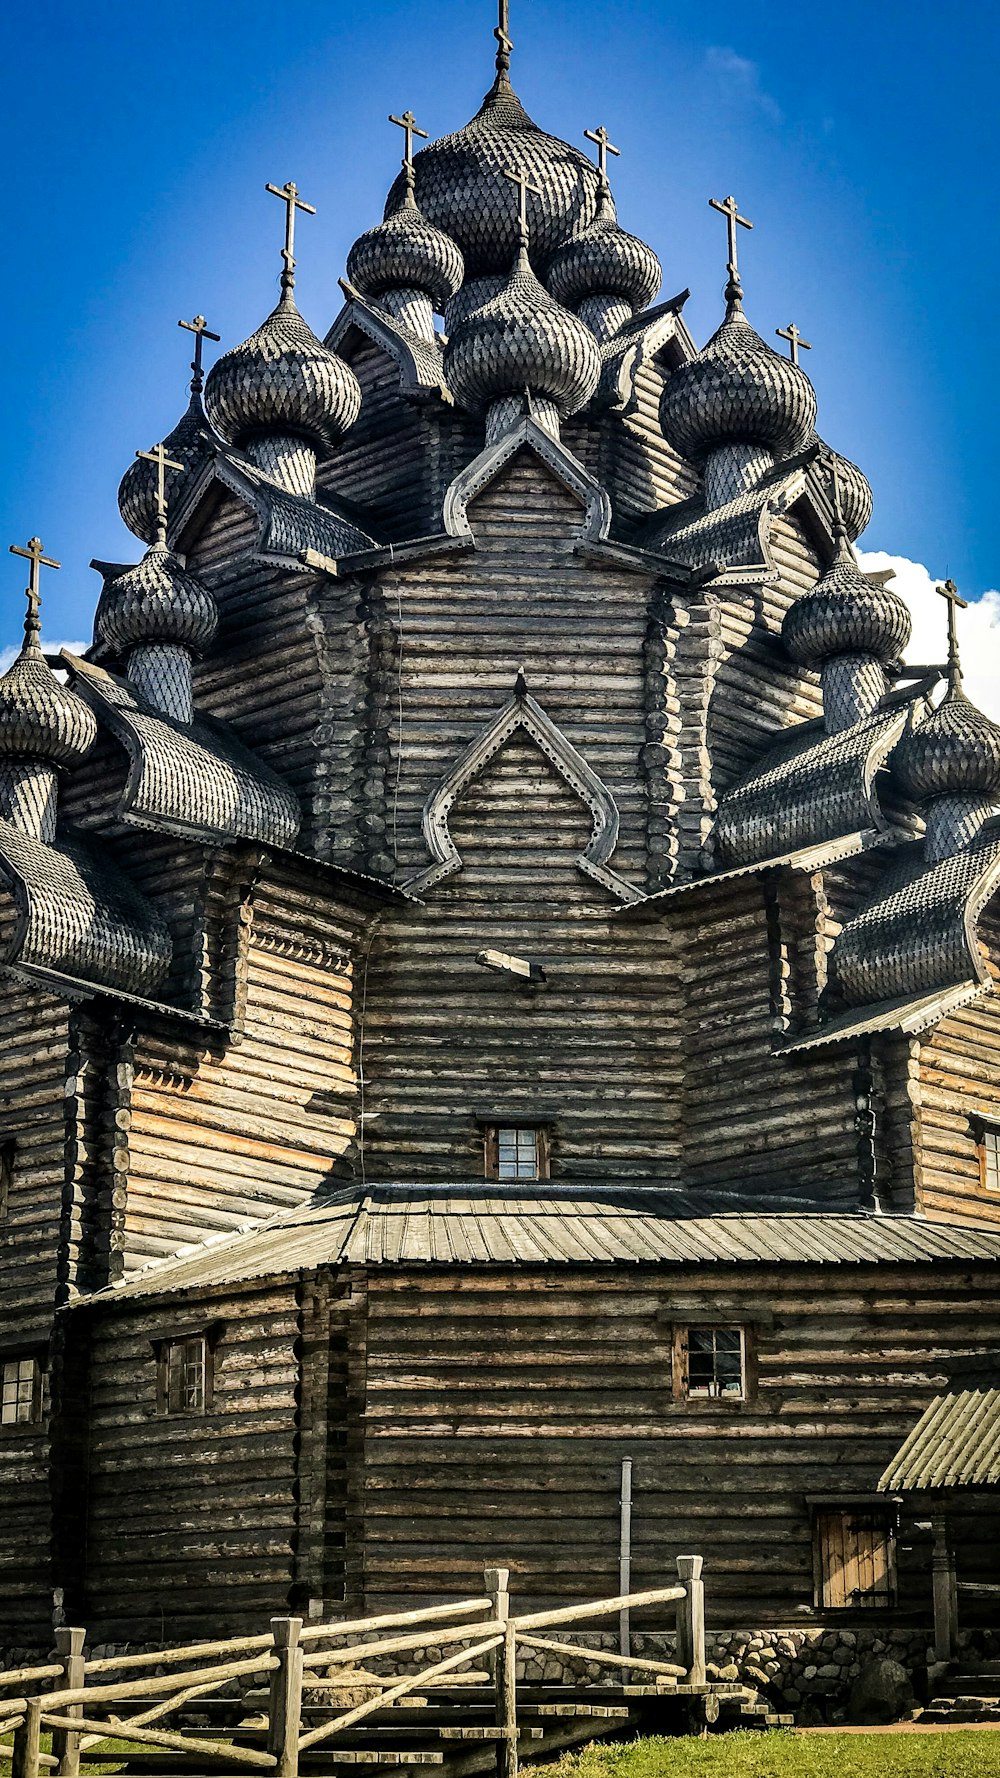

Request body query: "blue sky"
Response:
[2, 0, 998, 663]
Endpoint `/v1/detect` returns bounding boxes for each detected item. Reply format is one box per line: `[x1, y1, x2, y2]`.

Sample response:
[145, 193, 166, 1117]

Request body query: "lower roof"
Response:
[90, 1185, 1000, 1304]
[879, 1385, 1000, 1491]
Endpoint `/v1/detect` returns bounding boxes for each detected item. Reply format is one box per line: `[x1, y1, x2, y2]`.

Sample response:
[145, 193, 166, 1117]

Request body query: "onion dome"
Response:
[443, 239, 601, 420]
[660, 296, 817, 462]
[819, 444, 872, 542]
[0, 598, 96, 768]
[895, 692, 1000, 802]
[386, 74, 602, 278]
[96, 543, 218, 657]
[119, 394, 217, 544]
[546, 182, 660, 314]
[204, 292, 361, 451]
[783, 538, 911, 668]
[348, 182, 464, 313]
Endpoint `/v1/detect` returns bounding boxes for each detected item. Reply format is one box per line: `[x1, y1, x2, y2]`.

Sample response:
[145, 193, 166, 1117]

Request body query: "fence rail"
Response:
[6, 1558, 707, 1778]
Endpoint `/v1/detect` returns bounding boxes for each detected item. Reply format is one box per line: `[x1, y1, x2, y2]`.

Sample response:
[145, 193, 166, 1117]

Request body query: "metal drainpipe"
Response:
[619, 1457, 633, 1675]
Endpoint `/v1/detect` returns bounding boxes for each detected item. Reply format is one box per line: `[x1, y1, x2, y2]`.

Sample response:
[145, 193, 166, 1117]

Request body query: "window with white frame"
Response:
[1, 1355, 42, 1426]
[484, 1125, 550, 1180]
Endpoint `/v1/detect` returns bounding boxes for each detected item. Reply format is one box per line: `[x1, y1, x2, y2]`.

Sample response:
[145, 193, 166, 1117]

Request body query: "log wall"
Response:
[912, 914, 1000, 1225]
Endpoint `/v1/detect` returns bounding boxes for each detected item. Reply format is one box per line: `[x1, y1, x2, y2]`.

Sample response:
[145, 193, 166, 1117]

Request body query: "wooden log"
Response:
[268, 1618, 303, 1778]
[47, 1652, 278, 1707]
[52, 1627, 85, 1778]
[39, 1714, 276, 1769]
[496, 1623, 517, 1778]
[301, 1615, 504, 1671]
[675, 1556, 706, 1686]
[297, 1635, 503, 1753]
[12, 1699, 43, 1778]
[509, 1585, 684, 1632]
[515, 1634, 683, 1678]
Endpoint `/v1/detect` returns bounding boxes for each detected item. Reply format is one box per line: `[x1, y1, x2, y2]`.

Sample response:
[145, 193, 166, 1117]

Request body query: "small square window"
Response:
[672, 1326, 746, 1402]
[1, 1355, 41, 1426]
[975, 1120, 1000, 1193]
[485, 1126, 550, 1181]
[161, 1336, 209, 1415]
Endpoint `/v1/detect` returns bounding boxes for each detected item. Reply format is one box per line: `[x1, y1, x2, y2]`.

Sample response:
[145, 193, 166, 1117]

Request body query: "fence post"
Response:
[496, 1621, 518, 1778]
[11, 1697, 42, 1778]
[932, 1513, 958, 1663]
[484, 1565, 509, 1685]
[675, 1555, 706, 1686]
[52, 1627, 86, 1777]
[268, 1616, 303, 1778]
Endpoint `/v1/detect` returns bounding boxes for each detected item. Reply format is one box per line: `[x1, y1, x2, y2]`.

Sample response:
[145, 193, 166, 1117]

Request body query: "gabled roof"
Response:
[0, 816, 172, 999]
[90, 1187, 1000, 1303]
[64, 653, 301, 849]
[593, 290, 694, 413]
[442, 417, 612, 542]
[327, 285, 452, 401]
[879, 1385, 1000, 1491]
[644, 462, 811, 583]
[171, 449, 376, 570]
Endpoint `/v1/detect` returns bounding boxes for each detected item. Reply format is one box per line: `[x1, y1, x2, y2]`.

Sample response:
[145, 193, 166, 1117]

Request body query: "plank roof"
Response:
[90, 1186, 1000, 1303]
[879, 1386, 1000, 1491]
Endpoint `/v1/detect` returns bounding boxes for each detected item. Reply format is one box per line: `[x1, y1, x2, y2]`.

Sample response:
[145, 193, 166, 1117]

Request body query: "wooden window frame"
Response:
[670, 1324, 754, 1407]
[971, 1115, 1000, 1193]
[0, 1139, 15, 1221]
[483, 1123, 551, 1182]
[0, 1351, 44, 1430]
[152, 1326, 221, 1418]
[811, 1503, 899, 1612]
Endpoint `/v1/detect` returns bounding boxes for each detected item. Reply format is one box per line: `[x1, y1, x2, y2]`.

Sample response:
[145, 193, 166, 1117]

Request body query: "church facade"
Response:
[3, 10, 1000, 1656]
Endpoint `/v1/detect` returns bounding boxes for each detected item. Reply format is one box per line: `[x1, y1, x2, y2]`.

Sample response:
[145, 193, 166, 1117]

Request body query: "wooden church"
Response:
[3, 3, 1000, 1655]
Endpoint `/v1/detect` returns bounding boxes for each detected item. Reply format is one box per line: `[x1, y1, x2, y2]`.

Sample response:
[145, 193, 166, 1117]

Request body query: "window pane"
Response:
[1, 1357, 38, 1425]
[686, 1328, 745, 1399]
[496, 1128, 538, 1180]
[165, 1337, 206, 1414]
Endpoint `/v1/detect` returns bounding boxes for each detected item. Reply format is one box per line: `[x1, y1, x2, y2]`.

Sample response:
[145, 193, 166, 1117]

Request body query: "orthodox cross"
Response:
[776, 322, 812, 366]
[178, 314, 221, 396]
[494, 0, 513, 75]
[265, 180, 316, 289]
[503, 166, 542, 246]
[136, 442, 184, 546]
[9, 537, 59, 636]
[709, 193, 752, 301]
[584, 125, 620, 183]
[937, 577, 968, 690]
[389, 109, 428, 172]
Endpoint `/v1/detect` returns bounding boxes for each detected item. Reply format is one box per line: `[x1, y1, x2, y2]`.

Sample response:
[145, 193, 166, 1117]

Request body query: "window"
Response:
[159, 1335, 210, 1416]
[815, 1508, 897, 1609]
[1, 1355, 42, 1426]
[0, 1140, 14, 1219]
[671, 1326, 747, 1402]
[973, 1117, 1000, 1192]
[484, 1126, 550, 1181]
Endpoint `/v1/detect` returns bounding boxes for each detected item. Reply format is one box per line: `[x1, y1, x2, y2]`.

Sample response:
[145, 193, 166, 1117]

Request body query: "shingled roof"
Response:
[879, 1385, 1000, 1492]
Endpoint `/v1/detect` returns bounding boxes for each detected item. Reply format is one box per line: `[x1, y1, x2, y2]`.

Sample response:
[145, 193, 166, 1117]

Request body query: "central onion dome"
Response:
[204, 293, 361, 452]
[444, 234, 601, 439]
[660, 298, 817, 462]
[386, 74, 602, 277]
[783, 543, 911, 671]
[0, 606, 97, 769]
[348, 182, 464, 317]
[96, 544, 218, 659]
[546, 180, 661, 340]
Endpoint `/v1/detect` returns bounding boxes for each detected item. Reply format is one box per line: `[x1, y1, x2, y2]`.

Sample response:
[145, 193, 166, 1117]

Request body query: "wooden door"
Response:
[816, 1510, 896, 1609]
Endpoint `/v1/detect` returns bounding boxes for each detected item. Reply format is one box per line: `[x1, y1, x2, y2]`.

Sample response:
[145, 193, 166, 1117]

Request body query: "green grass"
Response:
[537, 1730, 1000, 1778]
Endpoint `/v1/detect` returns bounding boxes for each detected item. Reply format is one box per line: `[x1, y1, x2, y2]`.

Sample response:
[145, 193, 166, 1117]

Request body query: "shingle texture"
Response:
[782, 540, 911, 669]
[0, 631, 97, 768]
[716, 707, 904, 868]
[95, 543, 218, 655]
[879, 1386, 1000, 1491]
[0, 816, 172, 996]
[893, 689, 1000, 802]
[348, 188, 464, 310]
[444, 246, 601, 419]
[660, 302, 817, 461]
[205, 293, 362, 451]
[385, 75, 602, 277]
[118, 395, 218, 544]
[833, 824, 1000, 1006]
[101, 1187, 1000, 1301]
[646, 473, 792, 573]
[546, 186, 660, 313]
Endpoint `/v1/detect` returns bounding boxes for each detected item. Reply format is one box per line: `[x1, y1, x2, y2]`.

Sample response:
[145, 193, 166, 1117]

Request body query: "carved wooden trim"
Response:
[442, 419, 612, 543]
[407, 675, 641, 902]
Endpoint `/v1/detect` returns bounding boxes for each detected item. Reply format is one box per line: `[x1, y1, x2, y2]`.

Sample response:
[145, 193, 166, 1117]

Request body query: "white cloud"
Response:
[858, 550, 1000, 722]
[0, 640, 90, 677]
[705, 47, 783, 124]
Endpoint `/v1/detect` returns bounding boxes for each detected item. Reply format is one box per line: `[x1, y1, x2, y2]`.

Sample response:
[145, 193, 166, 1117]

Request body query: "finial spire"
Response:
[776, 322, 812, 367]
[937, 578, 969, 695]
[494, 0, 513, 79]
[709, 193, 753, 311]
[135, 442, 185, 548]
[503, 165, 542, 256]
[265, 180, 317, 295]
[389, 110, 429, 199]
[9, 537, 59, 649]
[584, 125, 620, 186]
[178, 314, 221, 397]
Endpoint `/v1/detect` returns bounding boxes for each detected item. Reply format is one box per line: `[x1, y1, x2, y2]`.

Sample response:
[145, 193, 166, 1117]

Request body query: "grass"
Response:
[537, 1730, 1000, 1778]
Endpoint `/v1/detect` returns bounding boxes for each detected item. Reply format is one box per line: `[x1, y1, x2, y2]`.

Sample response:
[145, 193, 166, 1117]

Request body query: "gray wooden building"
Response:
[3, 7, 1000, 1653]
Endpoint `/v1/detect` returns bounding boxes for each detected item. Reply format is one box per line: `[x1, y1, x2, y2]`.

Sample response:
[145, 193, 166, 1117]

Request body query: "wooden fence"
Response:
[4, 1557, 705, 1778]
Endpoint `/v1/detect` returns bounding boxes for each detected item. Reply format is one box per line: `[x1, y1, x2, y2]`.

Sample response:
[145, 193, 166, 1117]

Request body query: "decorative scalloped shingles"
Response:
[660, 307, 817, 461]
[348, 194, 464, 310]
[204, 294, 361, 450]
[118, 396, 219, 545]
[444, 250, 600, 418]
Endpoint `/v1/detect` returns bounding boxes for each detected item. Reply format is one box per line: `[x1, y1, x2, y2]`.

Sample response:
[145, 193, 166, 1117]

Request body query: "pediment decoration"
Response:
[408, 675, 641, 902]
[442, 421, 612, 544]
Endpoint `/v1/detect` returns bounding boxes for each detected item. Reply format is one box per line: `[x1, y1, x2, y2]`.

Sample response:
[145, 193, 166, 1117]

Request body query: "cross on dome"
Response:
[709, 193, 753, 306]
[9, 537, 59, 638]
[178, 314, 221, 396]
[265, 180, 316, 293]
[584, 125, 620, 183]
[135, 443, 185, 547]
[494, 0, 513, 75]
[938, 577, 969, 692]
[776, 322, 812, 366]
[503, 165, 542, 247]
[389, 109, 429, 172]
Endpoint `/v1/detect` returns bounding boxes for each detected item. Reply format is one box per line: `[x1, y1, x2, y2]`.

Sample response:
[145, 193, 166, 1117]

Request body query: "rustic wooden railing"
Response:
[4, 1557, 705, 1778]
